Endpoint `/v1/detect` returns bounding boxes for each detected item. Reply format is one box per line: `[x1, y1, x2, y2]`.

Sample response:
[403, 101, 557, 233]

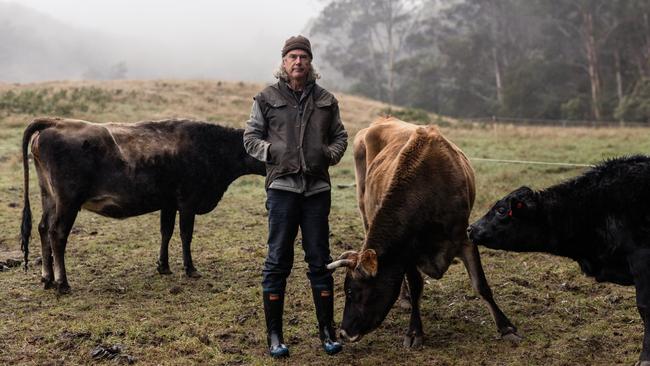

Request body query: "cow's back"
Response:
[30, 118, 244, 218]
[354, 119, 417, 225]
[357, 117, 475, 228]
[33, 119, 188, 167]
[103, 120, 192, 164]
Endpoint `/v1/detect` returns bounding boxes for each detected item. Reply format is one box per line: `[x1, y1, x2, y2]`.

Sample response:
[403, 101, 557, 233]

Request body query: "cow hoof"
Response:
[56, 282, 71, 295]
[185, 269, 202, 278]
[157, 266, 172, 275]
[403, 334, 423, 348]
[41, 277, 54, 290]
[501, 331, 523, 343]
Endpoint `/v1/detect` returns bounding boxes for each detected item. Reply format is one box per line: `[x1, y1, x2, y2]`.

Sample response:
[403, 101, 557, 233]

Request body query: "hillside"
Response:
[0, 79, 402, 134]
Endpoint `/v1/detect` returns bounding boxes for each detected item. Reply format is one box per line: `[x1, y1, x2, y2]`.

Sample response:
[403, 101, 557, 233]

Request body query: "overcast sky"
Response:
[10, 0, 325, 82]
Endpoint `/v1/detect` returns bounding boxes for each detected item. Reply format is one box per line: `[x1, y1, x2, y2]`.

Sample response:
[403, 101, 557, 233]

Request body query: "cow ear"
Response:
[355, 249, 378, 277]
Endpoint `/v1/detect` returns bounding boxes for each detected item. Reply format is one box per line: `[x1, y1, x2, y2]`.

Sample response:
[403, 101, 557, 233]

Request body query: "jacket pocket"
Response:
[315, 98, 334, 108]
[268, 142, 286, 165]
[265, 98, 289, 133]
[321, 145, 332, 165]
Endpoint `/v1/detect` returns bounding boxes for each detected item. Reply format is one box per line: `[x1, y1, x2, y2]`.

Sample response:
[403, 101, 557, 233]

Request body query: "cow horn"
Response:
[326, 259, 356, 270]
[336, 250, 358, 260]
[326, 250, 359, 270]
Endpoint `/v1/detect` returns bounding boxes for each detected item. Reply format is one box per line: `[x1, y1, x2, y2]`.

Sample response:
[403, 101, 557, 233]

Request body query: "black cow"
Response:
[468, 155, 650, 366]
[20, 117, 265, 294]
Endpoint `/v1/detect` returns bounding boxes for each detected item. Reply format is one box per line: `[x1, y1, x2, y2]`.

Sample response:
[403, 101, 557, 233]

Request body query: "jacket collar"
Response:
[277, 79, 316, 103]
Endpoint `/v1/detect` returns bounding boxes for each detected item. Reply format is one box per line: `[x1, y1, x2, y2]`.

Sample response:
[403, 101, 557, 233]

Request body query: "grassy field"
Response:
[0, 80, 649, 365]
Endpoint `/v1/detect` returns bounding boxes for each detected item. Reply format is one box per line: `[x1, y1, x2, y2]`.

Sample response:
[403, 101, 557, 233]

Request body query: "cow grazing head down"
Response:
[327, 249, 405, 342]
[468, 186, 549, 252]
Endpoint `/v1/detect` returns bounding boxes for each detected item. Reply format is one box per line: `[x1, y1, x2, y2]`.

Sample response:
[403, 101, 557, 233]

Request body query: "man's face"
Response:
[283, 50, 311, 81]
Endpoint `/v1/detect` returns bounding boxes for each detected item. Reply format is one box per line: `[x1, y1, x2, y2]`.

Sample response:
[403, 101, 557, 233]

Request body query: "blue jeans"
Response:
[262, 189, 334, 293]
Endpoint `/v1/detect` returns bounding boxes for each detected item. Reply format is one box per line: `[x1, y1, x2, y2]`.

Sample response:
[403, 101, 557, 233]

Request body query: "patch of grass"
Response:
[0, 80, 648, 365]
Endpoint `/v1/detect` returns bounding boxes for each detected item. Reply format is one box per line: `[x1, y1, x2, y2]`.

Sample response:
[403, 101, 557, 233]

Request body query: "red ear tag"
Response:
[516, 202, 524, 209]
[507, 210, 513, 217]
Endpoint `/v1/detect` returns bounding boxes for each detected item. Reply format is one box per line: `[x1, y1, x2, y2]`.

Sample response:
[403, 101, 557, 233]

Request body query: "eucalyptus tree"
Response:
[310, 0, 424, 105]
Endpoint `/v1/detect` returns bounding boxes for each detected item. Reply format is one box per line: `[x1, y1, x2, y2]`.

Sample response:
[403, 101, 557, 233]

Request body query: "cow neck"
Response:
[360, 134, 431, 259]
[231, 128, 266, 177]
[361, 205, 408, 259]
[206, 126, 262, 181]
[537, 187, 590, 259]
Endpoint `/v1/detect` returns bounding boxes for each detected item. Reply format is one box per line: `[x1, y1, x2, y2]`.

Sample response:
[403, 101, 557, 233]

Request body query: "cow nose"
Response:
[339, 329, 361, 343]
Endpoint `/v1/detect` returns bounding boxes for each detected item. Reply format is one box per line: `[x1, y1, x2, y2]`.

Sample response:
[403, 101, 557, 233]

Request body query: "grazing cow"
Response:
[20, 117, 265, 294]
[468, 155, 650, 365]
[328, 117, 518, 347]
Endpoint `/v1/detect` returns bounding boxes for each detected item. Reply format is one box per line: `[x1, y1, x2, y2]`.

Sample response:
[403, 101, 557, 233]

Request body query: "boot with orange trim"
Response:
[263, 291, 289, 358]
[312, 286, 343, 355]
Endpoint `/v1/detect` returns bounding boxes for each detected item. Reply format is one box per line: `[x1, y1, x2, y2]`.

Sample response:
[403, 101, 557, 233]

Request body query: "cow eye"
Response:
[496, 207, 506, 216]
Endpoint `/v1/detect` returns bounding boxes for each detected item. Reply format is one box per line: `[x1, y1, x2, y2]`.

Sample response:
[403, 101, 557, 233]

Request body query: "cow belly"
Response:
[417, 249, 456, 279]
[82, 194, 157, 218]
[578, 256, 634, 286]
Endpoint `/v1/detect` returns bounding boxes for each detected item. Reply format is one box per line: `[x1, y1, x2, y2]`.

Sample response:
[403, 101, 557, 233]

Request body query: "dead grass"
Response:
[0, 80, 647, 365]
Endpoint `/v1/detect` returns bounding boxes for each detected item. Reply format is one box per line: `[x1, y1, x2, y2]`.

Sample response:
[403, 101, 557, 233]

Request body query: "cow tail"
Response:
[21, 118, 57, 271]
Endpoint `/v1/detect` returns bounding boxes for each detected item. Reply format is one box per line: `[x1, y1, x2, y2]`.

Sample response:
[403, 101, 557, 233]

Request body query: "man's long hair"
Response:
[274, 61, 321, 82]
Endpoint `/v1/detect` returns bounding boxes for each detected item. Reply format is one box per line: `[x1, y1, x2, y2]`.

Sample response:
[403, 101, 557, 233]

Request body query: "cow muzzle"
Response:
[466, 224, 474, 237]
[339, 329, 362, 343]
[467, 224, 483, 243]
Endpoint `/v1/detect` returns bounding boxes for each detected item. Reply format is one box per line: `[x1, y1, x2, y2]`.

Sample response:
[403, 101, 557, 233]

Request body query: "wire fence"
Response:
[465, 116, 650, 128]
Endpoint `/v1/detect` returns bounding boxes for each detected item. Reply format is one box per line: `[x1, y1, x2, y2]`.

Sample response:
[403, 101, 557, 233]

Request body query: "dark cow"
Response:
[468, 155, 650, 366]
[20, 117, 265, 294]
[327, 117, 518, 347]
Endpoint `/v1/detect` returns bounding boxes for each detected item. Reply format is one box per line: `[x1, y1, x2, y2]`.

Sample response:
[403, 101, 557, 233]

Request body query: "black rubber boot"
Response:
[263, 292, 289, 358]
[312, 287, 343, 355]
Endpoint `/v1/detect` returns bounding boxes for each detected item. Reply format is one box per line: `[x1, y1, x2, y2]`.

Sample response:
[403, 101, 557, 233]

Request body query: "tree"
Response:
[310, 0, 650, 122]
[311, 0, 422, 105]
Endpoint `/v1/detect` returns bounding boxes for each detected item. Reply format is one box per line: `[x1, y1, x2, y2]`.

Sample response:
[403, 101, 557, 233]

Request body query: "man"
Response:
[243, 35, 348, 358]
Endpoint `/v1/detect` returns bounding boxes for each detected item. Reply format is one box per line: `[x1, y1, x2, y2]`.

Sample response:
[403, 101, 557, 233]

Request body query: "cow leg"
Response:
[48, 206, 79, 295]
[398, 278, 412, 309]
[179, 211, 201, 278]
[459, 241, 520, 341]
[157, 208, 176, 275]
[629, 249, 650, 365]
[403, 266, 424, 348]
[38, 190, 55, 289]
[38, 213, 54, 289]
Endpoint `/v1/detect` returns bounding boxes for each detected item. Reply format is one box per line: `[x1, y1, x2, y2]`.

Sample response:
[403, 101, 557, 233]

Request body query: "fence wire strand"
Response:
[469, 157, 595, 168]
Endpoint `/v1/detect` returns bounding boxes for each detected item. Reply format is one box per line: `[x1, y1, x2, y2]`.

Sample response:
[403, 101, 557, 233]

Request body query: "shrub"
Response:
[380, 107, 431, 124]
[560, 96, 591, 120]
[0, 87, 112, 116]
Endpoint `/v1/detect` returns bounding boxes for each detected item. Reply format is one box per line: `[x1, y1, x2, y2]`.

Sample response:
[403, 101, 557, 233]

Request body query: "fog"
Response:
[1, 0, 324, 82]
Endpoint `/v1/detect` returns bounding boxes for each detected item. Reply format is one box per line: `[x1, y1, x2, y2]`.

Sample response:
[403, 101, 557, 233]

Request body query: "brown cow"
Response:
[328, 117, 519, 347]
[20, 117, 265, 294]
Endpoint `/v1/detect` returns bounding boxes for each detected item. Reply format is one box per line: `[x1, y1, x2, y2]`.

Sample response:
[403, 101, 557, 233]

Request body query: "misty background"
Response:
[1, 0, 649, 122]
[0, 0, 324, 82]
